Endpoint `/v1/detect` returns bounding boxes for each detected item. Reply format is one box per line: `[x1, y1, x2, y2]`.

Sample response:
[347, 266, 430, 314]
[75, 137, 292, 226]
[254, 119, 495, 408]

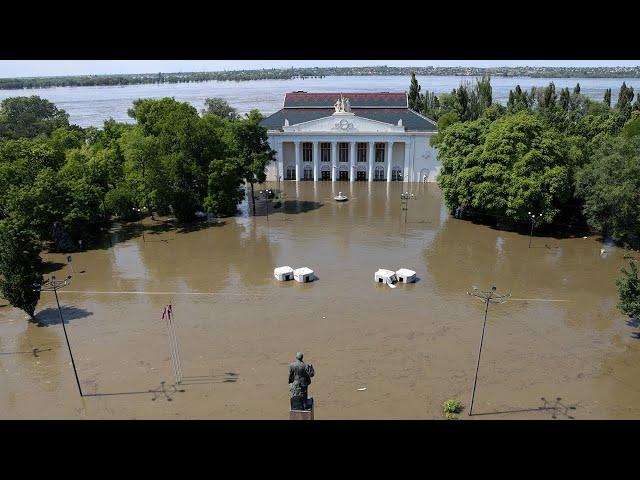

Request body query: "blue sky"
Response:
[1, 60, 639, 78]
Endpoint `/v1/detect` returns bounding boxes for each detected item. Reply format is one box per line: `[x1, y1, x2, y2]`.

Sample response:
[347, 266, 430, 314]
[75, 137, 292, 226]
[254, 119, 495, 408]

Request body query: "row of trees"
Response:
[0, 95, 274, 317]
[415, 75, 640, 243]
[412, 74, 640, 321]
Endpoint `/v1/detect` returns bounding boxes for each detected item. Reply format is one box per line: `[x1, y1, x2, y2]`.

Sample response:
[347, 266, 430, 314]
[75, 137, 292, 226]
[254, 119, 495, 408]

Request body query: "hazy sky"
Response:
[1, 60, 639, 78]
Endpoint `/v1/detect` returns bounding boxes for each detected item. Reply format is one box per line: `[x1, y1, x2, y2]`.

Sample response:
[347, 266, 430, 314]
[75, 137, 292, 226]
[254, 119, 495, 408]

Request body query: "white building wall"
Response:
[392, 142, 404, 168]
[283, 142, 295, 177]
[411, 135, 440, 183]
[262, 116, 440, 183]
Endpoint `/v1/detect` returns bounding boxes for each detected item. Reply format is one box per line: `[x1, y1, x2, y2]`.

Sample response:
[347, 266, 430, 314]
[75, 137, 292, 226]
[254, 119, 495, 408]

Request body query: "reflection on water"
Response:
[111, 243, 148, 280]
[2, 181, 639, 419]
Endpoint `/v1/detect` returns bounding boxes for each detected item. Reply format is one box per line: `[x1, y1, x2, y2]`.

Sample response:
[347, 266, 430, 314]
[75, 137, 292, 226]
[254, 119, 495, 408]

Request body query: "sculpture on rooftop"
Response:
[334, 95, 351, 113]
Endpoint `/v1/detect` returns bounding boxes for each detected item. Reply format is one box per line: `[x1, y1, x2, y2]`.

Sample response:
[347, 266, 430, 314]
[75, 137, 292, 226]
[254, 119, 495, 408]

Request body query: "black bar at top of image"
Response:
[0, 8, 635, 60]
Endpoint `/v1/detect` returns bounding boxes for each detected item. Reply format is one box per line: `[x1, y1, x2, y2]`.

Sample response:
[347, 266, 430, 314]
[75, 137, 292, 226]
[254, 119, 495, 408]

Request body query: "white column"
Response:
[386, 141, 394, 183]
[368, 141, 375, 183]
[313, 141, 319, 182]
[404, 140, 411, 183]
[350, 141, 356, 182]
[294, 140, 301, 182]
[331, 141, 338, 182]
[276, 141, 284, 183]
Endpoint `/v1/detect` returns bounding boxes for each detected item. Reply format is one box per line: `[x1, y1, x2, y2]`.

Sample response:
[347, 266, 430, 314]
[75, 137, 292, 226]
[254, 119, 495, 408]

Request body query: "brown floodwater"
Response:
[1, 181, 639, 419]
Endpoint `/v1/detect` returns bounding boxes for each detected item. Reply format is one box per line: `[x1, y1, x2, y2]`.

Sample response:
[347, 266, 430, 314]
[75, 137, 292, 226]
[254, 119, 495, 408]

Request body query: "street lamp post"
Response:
[34, 275, 83, 397]
[400, 192, 415, 226]
[528, 211, 542, 248]
[466, 285, 511, 416]
[133, 207, 145, 242]
[260, 189, 271, 222]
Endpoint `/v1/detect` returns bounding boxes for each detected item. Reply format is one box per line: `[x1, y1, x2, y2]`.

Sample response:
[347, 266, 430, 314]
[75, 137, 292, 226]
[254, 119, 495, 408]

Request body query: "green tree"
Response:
[507, 85, 530, 113]
[575, 135, 640, 244]
[616, 82, 635, 122]
[422, 90, 440, 119]
[616, 259, 640, 319]
[204, 158, 245, 216]
[559, 87, 571, 111]
[0, 96, 70, 139]
[227, 111, 275, 215]
[104, 184, 139, 220]
[0, 218, 42, 318]
[119, 128, 163, 214]
[203, 97, 239, 121]
[408, 73, 421, 111]
[476, 75, 492, 112]
[604, 88, 612, 107]
[436, 112, 573, 224]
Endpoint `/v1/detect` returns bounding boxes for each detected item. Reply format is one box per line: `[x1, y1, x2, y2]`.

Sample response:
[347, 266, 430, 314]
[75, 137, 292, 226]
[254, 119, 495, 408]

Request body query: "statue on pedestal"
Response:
[288, 352, 315, 410]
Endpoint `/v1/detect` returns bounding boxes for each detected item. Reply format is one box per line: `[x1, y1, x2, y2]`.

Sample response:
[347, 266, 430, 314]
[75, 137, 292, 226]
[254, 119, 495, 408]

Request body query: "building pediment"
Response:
[281, 112, 405, 134]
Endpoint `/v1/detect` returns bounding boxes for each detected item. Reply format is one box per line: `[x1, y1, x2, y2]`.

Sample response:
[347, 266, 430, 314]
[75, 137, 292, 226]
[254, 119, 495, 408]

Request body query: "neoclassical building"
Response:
[259, 92, 440, 183]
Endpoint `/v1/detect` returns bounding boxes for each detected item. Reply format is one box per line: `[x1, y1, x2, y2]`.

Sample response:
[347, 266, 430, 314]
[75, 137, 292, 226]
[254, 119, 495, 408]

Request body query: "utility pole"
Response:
[34, 275, 83, 397]
[162, 304, 183, 385]
[528, 212, 542, 248]
[466, 285, 511, 416]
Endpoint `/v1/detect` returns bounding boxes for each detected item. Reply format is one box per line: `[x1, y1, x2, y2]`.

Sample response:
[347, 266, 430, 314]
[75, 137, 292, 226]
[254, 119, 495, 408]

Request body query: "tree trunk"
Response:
[250, 182, 256, 216]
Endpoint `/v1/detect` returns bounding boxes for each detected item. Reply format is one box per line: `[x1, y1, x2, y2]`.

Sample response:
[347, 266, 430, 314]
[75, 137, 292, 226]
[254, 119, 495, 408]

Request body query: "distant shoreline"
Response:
[2, 66, 640, 91]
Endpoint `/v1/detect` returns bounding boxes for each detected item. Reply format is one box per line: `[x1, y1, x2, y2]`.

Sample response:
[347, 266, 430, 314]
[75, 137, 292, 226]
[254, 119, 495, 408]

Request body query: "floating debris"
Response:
[395, 268, 417, 284]
[375, 269, 398, 288]
[294, 267, 315, 283]
[274, 266, 294, 282]
[334, 192, 348, 202]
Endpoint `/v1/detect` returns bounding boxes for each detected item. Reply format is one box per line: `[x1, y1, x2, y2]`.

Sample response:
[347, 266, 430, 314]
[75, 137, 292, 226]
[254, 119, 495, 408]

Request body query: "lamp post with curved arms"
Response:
[34, 275, 83, 397]
[528, 211, 542, 248]
[466, 285, 511, 416]
[400, 192, 415, 226]
[260, 189, 272, 222]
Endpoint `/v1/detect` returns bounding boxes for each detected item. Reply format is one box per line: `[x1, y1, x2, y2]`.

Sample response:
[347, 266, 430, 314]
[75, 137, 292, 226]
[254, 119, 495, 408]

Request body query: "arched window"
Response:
[285, 165, 296, 180]
[338, 163, 349, 181]
[356, 163, 367, 181]
[320, 164, 331, 181]
[303, 166, 313, 180]
[374, 165, 385, 181]
[392, 166, 402, 181]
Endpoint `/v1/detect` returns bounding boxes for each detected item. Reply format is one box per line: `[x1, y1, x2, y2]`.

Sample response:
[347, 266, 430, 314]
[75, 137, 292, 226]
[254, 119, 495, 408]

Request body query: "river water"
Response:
[1, 75, 640, 127]
[1, 182, 638, 419]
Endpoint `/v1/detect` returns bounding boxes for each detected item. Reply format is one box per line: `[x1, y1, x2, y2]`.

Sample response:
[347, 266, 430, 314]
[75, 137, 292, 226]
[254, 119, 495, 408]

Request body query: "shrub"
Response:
[442, 399, 463, 419]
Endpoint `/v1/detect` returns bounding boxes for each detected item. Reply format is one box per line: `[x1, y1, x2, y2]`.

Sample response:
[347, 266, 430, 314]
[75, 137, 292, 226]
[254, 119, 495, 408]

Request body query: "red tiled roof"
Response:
[284, 92, 407, 108]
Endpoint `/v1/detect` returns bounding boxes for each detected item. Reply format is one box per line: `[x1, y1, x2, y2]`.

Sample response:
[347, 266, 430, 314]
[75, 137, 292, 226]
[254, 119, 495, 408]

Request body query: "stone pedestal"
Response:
[289, 397, 314, 420]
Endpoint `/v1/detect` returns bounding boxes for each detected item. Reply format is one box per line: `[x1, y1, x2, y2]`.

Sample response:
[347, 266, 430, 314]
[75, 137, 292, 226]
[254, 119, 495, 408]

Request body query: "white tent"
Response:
[274, 266, 294, 281]
[396, 268, 417, 283]
[294, 267, 315, 283]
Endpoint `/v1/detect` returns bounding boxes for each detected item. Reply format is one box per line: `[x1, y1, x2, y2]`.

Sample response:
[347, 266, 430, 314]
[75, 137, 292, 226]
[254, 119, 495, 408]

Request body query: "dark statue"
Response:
[288, 352, 315, 410]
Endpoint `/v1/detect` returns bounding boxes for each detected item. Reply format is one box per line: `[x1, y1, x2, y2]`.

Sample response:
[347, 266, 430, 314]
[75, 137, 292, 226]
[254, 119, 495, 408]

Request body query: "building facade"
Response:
[259, 92, 440, 183]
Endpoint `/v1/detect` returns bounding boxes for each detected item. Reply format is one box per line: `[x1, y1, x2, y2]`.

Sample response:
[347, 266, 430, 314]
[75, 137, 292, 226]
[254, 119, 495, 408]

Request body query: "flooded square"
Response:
[1, 182, 639, 419]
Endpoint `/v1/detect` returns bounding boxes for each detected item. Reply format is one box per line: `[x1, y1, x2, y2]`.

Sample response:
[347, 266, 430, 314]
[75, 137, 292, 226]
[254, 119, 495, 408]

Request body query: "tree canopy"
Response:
[0, 94, 274, 317]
